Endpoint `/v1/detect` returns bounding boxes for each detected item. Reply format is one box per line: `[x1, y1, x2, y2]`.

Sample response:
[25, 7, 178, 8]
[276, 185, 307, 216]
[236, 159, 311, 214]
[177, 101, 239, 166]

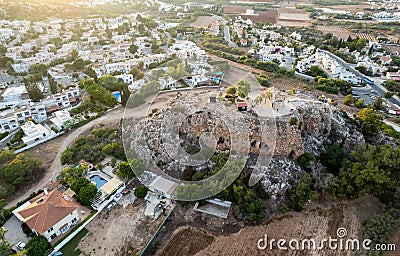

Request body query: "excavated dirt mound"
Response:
[157, 226, 215, 256]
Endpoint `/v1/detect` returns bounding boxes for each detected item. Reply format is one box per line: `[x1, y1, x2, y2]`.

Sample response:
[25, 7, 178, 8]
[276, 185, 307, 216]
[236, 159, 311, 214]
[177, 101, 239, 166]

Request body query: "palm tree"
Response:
[0, 227, 8, 243]
[0, 199, 6, 221]
[255, 95, 263, 105]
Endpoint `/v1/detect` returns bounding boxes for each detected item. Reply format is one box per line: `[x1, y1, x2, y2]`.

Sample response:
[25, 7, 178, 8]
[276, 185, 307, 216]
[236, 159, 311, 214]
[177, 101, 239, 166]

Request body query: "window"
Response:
[47, 227, 53, 233]
[60, 225, 70, 234]
[50, 233, 57, 240]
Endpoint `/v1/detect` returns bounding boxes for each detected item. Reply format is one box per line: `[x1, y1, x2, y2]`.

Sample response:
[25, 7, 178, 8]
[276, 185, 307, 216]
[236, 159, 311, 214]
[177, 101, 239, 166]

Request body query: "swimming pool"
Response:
[89, 175, 108, 189]
[112, 91, 121, 103]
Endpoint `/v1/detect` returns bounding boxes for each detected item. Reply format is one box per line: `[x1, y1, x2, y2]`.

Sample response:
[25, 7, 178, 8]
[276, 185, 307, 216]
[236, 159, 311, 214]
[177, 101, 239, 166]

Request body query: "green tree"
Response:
[129, 67, 144, 79]
[25, 235, 52, 256]
[283, 174, 316, 212]
[0, 57, 13, 68]
[119, 81, 130, 106]
[343, 94, 353, 105]
[83, 67, 98, 81]
[111, 158, 117, 167]
[78, 183, 97, 206]
[237, 80, 250, 98]
[71, 49, 79, 60]
[116, 161, 133, 178]
[357, 108, 382, 137]
[297, 152, 315, 171]
[98, 74, 118, 91]
[139, 81, 161, 98]
[0, 46, 7, 56]
[134, 185, 149, 198]
[0, 227, 13, 256]
[333, 144, 400, 199]
[138, 61, 144, 70]
[168, 63, 188, 80]
[225, 86, 237, 95]
[126, 93, 145, 108]
[129, 43, 138, 54]
[309, 65, 327, 78]
[289, 117, 298, 125]
[30, 63, 48, 77]
[354, 98, 364, 108]
[24, 79, 44, 102]
[72, 58, 85, 71]
[80, 79, 117, 107]
[372, 96, 384, 111]
[356, 38, 367, 50]
[117, 159, 145, 179]
[384, 91, 394, 98]
[70, 177, 91, 194]
[319, 145, 347, 175]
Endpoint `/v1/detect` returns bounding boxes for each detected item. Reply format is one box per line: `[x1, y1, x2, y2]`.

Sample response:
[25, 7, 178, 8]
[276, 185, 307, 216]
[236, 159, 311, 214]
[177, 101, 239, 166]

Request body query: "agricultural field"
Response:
[277, 7, 311, 27]
[315, 25, 353, 40]
[243, 10, 279, 24]
[327, 3, 372, 13]
[190, 16, 219, 28]
[157, 227, 215, 256]
[223, 5, 249, 15]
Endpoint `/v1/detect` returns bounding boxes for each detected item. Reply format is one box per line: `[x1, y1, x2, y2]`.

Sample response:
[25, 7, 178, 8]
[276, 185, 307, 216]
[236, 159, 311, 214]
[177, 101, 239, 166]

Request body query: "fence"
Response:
[139, 204, 176, 256]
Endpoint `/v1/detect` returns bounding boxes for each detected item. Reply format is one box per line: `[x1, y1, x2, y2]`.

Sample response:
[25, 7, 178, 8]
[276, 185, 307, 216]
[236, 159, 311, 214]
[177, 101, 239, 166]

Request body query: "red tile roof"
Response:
[17, 190, 79, 235]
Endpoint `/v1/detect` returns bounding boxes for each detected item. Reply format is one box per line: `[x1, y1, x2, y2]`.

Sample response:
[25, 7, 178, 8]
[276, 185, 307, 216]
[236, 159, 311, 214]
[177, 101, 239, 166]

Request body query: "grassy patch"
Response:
[59, 228, 88, 256]
[53, 211, 97, 247]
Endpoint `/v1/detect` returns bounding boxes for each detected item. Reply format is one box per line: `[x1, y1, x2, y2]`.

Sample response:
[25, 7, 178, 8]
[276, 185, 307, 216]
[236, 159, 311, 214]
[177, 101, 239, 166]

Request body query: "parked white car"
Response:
[16, 241, 26, 251]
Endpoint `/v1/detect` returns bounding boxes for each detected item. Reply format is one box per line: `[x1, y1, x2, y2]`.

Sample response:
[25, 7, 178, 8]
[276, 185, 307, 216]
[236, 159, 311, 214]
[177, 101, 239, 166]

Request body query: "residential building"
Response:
[50, 110, 72, 130]
[20, 121, 51, 144]
[12, 189, 80, 242]
[386, 71, 400, 81]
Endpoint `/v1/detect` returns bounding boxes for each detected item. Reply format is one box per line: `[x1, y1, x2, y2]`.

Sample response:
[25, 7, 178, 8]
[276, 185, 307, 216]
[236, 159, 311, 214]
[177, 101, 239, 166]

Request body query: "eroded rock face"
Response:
[295, 105, 365, 156]
[128, 95, 368, 199]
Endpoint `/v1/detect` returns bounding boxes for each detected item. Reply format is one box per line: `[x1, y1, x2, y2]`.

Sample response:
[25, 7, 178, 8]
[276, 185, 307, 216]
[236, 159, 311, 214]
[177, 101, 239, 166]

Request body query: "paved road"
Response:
[223, 26, 236, 47]
[383, 120, 400, 132]
[212, 14, 236, 47]
[320, 49, 400, 106]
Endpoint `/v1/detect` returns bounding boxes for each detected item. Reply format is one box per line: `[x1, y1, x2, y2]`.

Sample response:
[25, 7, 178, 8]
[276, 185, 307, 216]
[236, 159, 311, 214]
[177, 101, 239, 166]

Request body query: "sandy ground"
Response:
[153, 196, 383, 256]
[78, 200, 169, 256]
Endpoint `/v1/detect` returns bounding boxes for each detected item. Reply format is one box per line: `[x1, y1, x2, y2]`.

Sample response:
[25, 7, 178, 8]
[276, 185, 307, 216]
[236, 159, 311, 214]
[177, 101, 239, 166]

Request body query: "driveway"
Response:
[4, 216, 29, 248]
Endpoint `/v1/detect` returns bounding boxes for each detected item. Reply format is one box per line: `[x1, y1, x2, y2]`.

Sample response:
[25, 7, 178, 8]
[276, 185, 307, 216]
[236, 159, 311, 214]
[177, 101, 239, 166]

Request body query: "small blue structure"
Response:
[112, 91, 121, 103]
[216, 71, 223, 77]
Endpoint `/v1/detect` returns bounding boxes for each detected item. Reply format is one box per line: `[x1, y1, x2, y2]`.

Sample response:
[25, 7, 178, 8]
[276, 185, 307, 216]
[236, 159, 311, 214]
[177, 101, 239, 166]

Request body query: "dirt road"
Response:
[6, 107, 125, 208]
[6, 88, 220, 208]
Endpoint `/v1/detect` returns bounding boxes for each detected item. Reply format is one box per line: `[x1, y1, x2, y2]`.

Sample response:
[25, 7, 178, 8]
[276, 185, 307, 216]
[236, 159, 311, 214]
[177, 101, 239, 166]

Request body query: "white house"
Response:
[11, 63, 29, 73]
[12, 189, 80, 242]
[50, 110, 72, 130]
[115, 74, 134, 84]
[1, 86, 29, 102]
[148, 176, 179, 199]
[20, 121, 51, 145]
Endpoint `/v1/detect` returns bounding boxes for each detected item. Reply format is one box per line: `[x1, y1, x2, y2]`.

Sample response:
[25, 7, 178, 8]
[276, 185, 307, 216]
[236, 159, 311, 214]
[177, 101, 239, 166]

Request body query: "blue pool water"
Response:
[112, 91, 121, 102]
[90, 175, 108, 189]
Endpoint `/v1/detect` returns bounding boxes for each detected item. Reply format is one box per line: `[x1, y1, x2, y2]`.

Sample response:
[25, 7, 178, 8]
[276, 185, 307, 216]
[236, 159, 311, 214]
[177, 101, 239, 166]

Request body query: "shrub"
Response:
[134, 185, 149, 198]
[289, 117, 298, 125]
